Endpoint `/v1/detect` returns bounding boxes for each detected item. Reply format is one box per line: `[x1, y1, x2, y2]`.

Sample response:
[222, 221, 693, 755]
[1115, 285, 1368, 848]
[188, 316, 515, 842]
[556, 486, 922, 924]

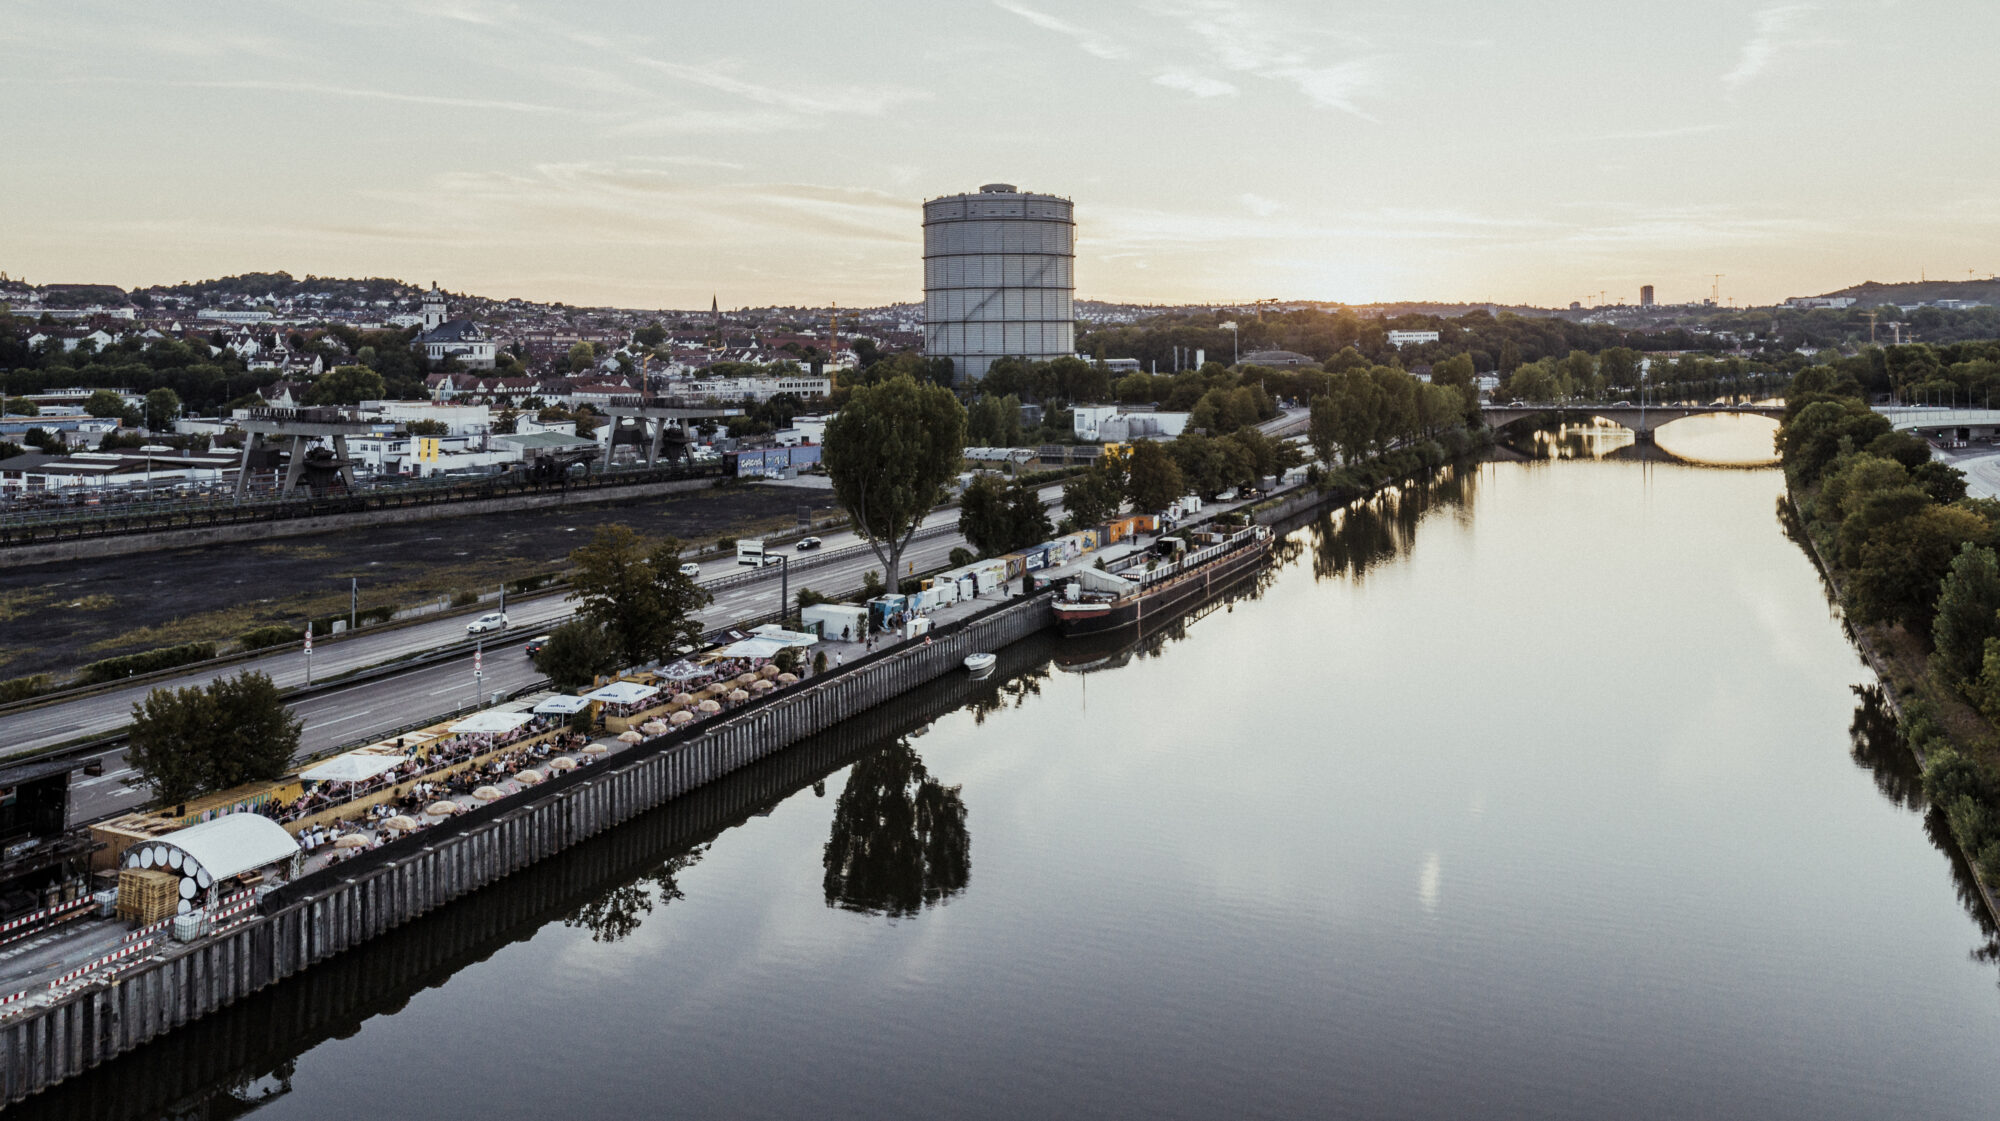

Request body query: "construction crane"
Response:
[1250, 298, 1280, 321]
[1710, 274, 1725, 305]
[1863, 310, 1879, 343]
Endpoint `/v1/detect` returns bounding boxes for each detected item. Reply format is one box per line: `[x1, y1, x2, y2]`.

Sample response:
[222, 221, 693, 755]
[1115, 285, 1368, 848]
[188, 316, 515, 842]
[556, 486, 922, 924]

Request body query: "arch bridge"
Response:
[1481, 402, 1785, 441]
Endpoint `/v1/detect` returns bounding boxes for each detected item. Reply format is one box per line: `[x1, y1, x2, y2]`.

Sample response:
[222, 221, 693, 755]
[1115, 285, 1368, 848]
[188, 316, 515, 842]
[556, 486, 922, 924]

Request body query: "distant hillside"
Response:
[137, 272, 421, 303]
[1823, 278, 2000, 306]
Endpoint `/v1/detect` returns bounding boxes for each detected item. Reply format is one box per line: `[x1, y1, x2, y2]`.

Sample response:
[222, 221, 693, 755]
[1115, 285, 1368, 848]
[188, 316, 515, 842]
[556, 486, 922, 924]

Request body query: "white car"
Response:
[466, 612, 510, 635]
[679, 562, 701, 577]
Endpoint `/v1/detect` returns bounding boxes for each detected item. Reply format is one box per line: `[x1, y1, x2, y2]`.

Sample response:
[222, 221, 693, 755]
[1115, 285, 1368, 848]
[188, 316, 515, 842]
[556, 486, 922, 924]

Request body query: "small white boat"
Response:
[963, 652, 997, 674]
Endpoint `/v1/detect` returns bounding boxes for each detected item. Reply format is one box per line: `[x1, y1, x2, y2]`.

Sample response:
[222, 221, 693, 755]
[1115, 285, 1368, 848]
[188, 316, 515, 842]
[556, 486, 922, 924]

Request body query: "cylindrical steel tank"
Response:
[922, 183, 1075, 384]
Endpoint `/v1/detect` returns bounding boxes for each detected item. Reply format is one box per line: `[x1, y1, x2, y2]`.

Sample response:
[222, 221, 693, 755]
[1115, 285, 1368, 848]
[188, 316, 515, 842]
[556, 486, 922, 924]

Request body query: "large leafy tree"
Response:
[567, 526, 713, 669]
[533, 619, 621, 691]
[1932, 544, 2000, 687]
[128, 671, 301, 805]
[1124, 440, 1185, 512]
[142, 387, 180, 431]
[958, 475, 1053, 556]
[1061, 460, 1125, 526]
[306, 364, 386, 407]
[1848, 504, 1993, 634]
[823, 374, 967, 587]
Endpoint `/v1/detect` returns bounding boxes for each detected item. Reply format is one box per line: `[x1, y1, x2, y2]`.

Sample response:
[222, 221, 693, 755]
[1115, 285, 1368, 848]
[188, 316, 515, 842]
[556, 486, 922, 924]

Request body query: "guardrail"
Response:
[698, 521, 962, 594]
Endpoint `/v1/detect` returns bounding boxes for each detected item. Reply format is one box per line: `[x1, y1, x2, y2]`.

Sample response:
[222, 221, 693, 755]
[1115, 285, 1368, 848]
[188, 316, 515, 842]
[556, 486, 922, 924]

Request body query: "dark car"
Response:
[795, 536, 824, 551]
[525, 634, 551, 657]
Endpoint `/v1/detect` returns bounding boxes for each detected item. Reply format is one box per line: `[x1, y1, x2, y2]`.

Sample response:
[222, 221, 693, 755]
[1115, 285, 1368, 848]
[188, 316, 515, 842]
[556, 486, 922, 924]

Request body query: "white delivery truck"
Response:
[737, 537, 781, 567]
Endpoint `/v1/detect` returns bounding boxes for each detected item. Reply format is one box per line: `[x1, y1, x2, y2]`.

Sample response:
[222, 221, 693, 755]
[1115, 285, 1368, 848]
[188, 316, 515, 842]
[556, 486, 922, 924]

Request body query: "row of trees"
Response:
[1309, 367, 1473, 465]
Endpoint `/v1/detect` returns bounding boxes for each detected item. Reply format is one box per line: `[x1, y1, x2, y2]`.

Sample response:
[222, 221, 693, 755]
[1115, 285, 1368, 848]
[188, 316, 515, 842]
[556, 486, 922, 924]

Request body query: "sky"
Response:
[3, 0, 1996, 311]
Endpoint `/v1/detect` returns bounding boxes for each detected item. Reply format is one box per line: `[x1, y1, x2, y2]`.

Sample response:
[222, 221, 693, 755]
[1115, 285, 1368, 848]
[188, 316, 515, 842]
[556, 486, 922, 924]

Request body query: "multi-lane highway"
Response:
[15, 406, 1304, 822]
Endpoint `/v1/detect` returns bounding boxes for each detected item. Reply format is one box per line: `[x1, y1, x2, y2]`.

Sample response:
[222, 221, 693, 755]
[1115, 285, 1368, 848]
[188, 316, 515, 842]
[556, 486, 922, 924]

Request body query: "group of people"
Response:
[259, 718, 565, 827]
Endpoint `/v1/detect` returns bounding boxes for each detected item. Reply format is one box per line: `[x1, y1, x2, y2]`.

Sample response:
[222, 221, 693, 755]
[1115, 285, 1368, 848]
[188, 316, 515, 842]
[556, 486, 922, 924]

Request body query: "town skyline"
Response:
[6, 1, 1996, 310]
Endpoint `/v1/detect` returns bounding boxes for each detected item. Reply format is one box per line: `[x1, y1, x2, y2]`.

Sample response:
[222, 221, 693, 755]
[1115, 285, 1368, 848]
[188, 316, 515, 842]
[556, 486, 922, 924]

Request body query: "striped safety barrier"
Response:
[47, 938, 153, 990]
[123, 916, 175, 943]
[0, 989, 28, 1007]
[0, 900, 95, 948]
[0, 900, 89, 937]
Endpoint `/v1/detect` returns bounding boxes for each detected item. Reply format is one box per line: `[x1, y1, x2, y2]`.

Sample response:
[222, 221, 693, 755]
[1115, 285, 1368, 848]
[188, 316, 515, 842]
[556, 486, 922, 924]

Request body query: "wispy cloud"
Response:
[1239, 193, 1281, 217]
[1161, 0, 1386, 118]
[1154, 71, 1238, 98]
[184, 78, 564, 114]
[1578, 122, 1730, 142]
[638, 59, 927, 117]
[1724, 5, 1814, 89]
[990, 1, 1128, 60]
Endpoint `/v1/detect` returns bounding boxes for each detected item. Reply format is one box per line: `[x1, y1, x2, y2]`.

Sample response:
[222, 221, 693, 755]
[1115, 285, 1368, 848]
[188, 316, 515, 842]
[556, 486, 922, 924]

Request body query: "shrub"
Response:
[717, 537, 737, 550]
[797, 587, 830, 610]
[0, 674, 51, 704]
[238, 625, 300, 651]
[451, 590, 480, 607]
[861, 570, 886, 599]
[80, 642, 218, 684]
[949, 546, 975, 568]
[898, 578, 924, 595]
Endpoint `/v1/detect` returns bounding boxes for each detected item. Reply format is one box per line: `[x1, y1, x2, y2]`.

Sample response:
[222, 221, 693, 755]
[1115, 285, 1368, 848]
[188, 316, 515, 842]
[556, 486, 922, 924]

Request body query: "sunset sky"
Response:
[3, 0, 1993, 310]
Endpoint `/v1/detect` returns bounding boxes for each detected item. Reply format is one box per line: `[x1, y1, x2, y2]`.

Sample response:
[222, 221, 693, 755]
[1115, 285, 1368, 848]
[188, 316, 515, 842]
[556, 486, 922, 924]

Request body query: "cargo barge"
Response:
[1050, 523, 1273, 637]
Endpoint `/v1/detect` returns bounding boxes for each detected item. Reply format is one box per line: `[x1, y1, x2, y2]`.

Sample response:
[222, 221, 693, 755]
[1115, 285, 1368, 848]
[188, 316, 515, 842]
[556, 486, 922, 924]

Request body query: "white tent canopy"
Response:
[449, 711, 536, 735]
[123, 813, 299, 886]
[748, 625, 820, 647]
[714, 637, 794, 660]
[300, 754, 405, 784]
[584, 681, 659, 705]
[532, 695, 591, 715]
[658, 660, 707, 681]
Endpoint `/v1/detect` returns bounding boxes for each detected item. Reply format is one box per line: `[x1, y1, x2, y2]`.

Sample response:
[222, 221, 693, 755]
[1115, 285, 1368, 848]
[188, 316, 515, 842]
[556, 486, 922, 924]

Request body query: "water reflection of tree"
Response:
[1923, 808, 2000, 980]
[562, 844, 708, 942]
[823, 739, 969, 917]
[1849, 685, 1925, 810]
[1308, 464, 1477, 583]
[967, 664, 1050, 726]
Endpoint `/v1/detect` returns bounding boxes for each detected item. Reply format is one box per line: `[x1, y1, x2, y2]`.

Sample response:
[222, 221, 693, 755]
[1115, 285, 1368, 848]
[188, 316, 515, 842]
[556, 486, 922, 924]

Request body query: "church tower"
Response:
[421, 283, 448, 333]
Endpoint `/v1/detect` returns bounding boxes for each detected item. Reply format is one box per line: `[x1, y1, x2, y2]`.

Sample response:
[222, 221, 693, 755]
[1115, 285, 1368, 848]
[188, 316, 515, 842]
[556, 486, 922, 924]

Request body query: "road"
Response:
[35, 503, 1014, 825]
[19, 407, 1305, 814]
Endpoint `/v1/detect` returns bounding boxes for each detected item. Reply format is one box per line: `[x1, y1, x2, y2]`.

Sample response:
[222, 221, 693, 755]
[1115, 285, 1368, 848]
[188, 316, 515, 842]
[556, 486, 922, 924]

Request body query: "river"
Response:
[25, 416, 2000, 1121]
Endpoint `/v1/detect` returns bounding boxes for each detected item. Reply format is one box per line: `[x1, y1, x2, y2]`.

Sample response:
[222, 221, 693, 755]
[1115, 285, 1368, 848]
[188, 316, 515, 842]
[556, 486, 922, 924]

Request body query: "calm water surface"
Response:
[32, 418, 2000, 1120]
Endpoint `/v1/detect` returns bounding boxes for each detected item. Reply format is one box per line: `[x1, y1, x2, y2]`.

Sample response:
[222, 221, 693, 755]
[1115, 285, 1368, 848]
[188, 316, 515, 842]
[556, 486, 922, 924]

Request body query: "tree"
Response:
[958, 475, 1052, 556]
[1848, 504, 1993, 634]
[533, 619, 621, 691]
[306, 364, 386, 406]
[823, 375, 967, 587]
[142, 387, 180, 431]
[127, 671, 301, 805]
[1932, 544, 2000, 687]
[1125, 440, 1184, 511]
[957, 474, 1010, 556]
[1062, 461, 1125, 526]
[83, 389, 129, 420]
[567, 526, 713, 668]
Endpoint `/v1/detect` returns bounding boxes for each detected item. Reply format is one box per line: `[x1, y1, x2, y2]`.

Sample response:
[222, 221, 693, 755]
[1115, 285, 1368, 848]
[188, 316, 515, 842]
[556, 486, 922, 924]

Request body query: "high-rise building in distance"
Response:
[922, 183, 1075, 383]
[1640, 284, 1655, 307]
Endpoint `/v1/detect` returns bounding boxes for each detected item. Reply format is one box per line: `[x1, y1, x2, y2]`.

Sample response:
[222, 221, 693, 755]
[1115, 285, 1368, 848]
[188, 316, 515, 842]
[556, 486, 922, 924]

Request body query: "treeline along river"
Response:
[19, 417, 2000, 1120]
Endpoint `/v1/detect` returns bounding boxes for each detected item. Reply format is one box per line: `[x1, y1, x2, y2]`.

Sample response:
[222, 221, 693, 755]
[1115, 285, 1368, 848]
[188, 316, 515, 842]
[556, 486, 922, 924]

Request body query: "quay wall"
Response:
[0, 478, 717, 569]
[0, 594, 1055, 1105]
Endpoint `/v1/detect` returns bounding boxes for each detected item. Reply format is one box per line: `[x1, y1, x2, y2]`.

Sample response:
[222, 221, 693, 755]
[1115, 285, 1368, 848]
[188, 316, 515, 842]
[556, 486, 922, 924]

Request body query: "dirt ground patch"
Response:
[0, 482, 837, 680]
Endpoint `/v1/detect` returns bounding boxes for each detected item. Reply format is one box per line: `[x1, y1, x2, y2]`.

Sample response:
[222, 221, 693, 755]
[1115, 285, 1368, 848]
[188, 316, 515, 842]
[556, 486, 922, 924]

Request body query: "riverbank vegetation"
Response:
[1776, 361, 2000, 881]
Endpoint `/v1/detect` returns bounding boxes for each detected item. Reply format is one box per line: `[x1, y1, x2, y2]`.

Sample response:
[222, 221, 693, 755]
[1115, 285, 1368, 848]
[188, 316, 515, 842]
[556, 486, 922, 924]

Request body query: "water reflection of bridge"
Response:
[1482, 403, 1784, 442]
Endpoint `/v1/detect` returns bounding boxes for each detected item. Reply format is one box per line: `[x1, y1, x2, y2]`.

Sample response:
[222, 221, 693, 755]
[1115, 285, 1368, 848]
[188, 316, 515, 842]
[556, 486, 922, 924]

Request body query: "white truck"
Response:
[736, 537, 782, 567]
